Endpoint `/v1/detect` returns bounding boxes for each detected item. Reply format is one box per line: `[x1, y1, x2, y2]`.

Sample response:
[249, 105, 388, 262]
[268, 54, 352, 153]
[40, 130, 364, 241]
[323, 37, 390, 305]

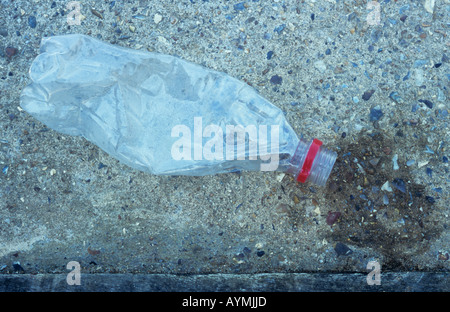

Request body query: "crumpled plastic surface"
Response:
[20, 34, 299, 175]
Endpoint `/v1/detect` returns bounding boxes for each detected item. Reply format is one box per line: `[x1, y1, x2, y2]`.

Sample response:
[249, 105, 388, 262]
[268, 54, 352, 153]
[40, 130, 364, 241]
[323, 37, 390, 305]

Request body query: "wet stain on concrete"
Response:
[323, 130, 444, 270]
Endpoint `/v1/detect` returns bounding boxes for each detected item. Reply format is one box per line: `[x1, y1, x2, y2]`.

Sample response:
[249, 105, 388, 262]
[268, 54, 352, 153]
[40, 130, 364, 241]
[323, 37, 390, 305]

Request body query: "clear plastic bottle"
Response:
[20, 34, 337, 186]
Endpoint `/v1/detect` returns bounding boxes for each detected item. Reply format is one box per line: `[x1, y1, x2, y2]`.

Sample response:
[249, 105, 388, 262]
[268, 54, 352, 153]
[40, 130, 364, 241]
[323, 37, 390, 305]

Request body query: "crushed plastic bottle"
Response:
[20, 34, 337, 186]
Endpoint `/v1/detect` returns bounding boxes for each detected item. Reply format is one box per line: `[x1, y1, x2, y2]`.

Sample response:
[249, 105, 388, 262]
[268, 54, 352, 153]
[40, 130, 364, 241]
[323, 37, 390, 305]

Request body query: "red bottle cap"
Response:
[296, 138, 322, 183]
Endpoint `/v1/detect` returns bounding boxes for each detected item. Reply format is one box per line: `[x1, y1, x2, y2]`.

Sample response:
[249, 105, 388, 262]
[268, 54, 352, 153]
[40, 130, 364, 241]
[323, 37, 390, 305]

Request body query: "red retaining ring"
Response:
[296, 138, 322, 183]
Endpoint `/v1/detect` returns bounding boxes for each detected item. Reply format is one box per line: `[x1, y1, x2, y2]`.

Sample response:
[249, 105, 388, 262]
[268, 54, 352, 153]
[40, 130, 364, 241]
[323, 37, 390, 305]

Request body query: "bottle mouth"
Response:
[289, 138, 337, 187]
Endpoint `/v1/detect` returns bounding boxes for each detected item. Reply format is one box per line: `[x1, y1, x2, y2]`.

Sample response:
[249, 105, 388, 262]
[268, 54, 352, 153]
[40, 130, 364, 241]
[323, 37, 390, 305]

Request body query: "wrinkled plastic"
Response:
[21, 34, 336, 185]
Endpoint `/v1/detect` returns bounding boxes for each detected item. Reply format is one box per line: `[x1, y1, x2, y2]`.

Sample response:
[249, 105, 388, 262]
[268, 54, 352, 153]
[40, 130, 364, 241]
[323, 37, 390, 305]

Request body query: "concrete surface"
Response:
[0, 0, 449, 291]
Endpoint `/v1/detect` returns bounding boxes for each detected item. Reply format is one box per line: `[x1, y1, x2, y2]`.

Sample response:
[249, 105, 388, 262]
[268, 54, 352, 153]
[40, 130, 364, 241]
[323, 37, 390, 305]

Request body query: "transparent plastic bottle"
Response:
[20, 34, 337, 186]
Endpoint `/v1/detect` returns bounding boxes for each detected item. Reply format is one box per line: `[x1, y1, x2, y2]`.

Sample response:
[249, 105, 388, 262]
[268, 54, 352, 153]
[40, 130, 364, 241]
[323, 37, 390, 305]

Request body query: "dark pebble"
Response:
[369, 107, 383, 121]
[362, 89, 375, 101]
[267, 50, 273, 60]
[98, 162, 107, 169]
[434, 63, 442, 68]
[51, 1, 56, 9]
[325, 48, 331, 55]
[426, 167, 432, 178]
[326, 211, 341, 226]
[28, 15, 37, 28]
[233, 2, 246, 11]
[13, 262, 24, 272]
[5, 47, 18, 58]
[341, 132, 346, 138]
[270, 74, 282, 85]
[443, 156, 448, 163]
[392, 178, 406, 193]
[243, 247, 251, 254]
[418, 99, 433, 109]
[425, 196, 435, 204]
[273, 24, 285, 34]
[334, 242, 352, 256]
[256, 250, 265, 257]
[311, 13, 315, 21]
[400, 15, 407, 22]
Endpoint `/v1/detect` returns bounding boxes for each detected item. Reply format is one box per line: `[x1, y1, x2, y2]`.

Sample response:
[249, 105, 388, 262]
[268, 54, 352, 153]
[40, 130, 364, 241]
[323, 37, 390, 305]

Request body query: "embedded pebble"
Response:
[414, 69, 424, 86]
[326, 211, 341, 226]
[91, 8, 103, 19]
[369, 158, 380, 167]
[424, 0, 435, 13]
[389, 92, 403, 103]
[273, 24, 285, 34]
[369, 106, 383, 121]
[28, 15, 37, 28]
[233, 2, 246, 11]
[392, 178, 406, 193]
[270, 75, 282, 85]
[381, 181, 393, 192]
[362, 89, 375, 101]
[275, 173, 285, 182]
[314, 60, 326, 73]
[154, 13, 162, 24]
[392, 154, 399, 170]
[13, 262, 24, 272]
[5, 47, 18, 58]
[334, 243, 352, 256]
[425, 196, 435, 204]
[418, 99, 433, 109]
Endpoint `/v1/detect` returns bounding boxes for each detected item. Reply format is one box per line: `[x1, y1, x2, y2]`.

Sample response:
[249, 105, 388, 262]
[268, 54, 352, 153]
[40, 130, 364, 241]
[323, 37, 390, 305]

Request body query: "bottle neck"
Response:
[287, 138, 337, 187]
